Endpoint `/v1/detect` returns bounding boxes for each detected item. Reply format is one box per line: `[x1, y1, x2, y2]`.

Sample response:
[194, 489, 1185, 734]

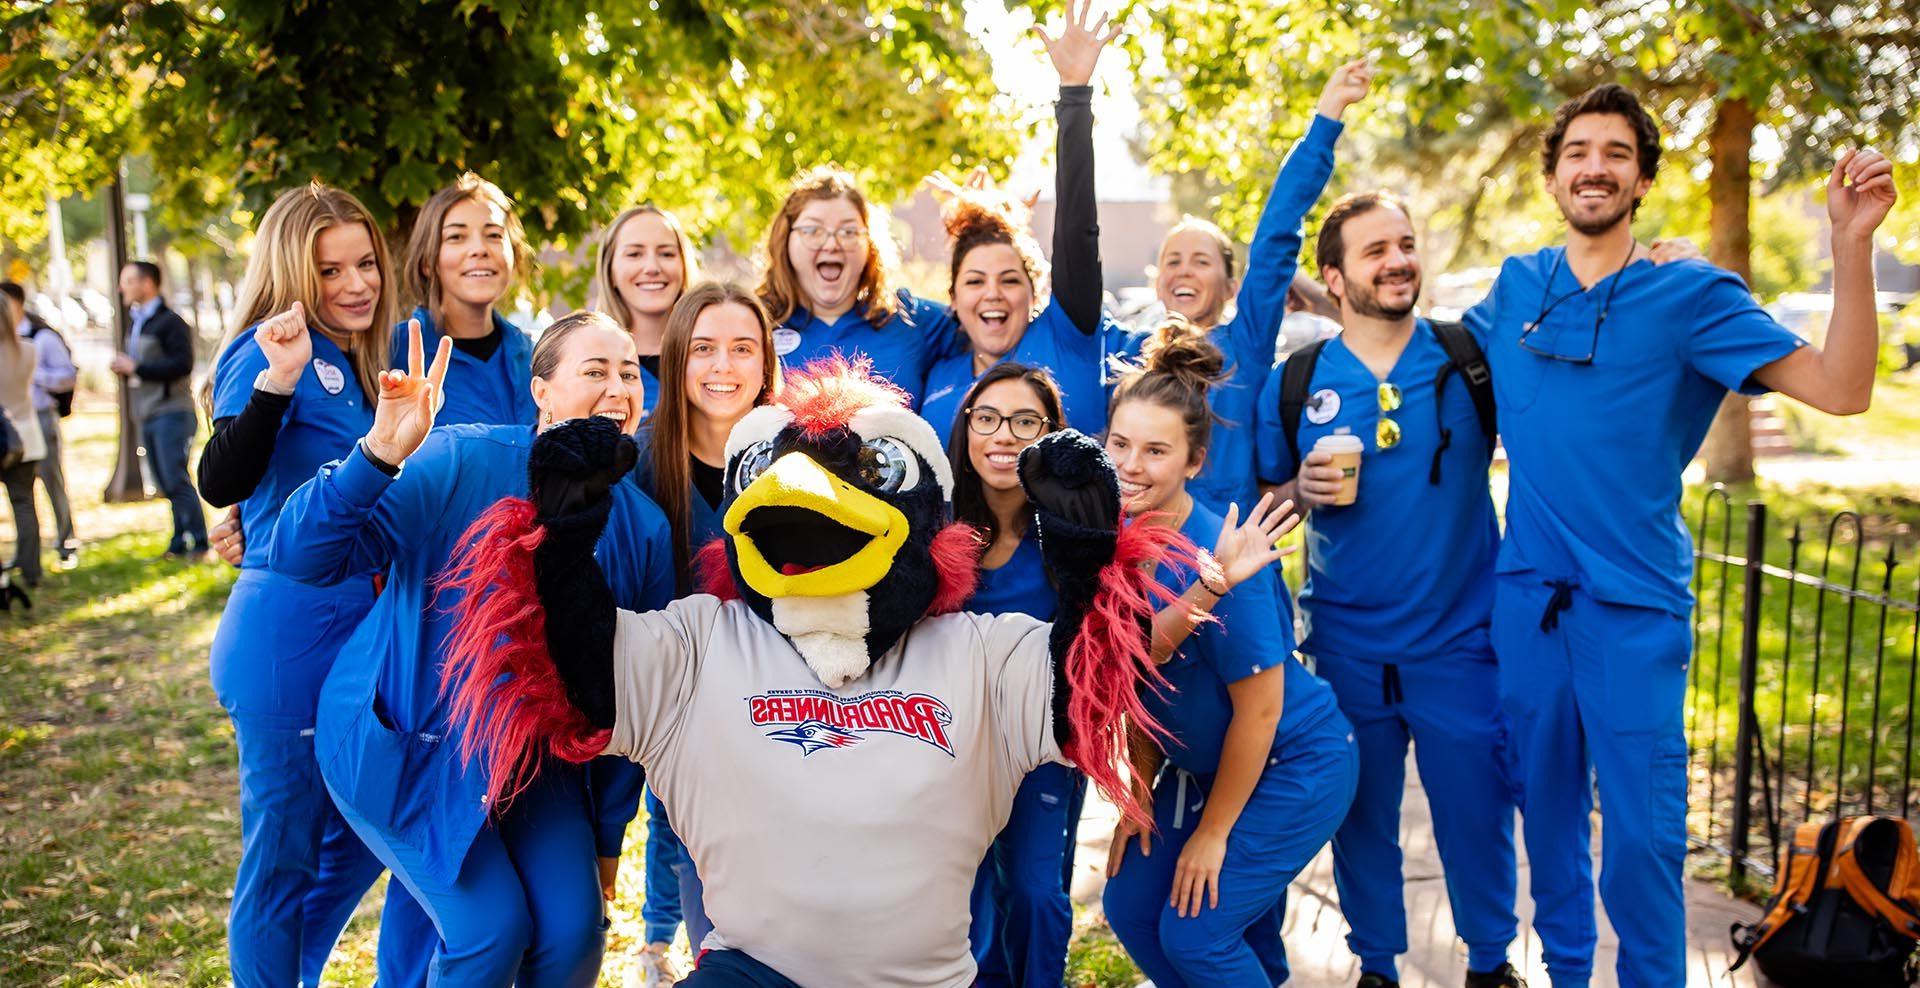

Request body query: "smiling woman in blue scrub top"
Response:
[755, 167, 960, 406]
[270, 312, 675, 987]
[917, 3, 1120, 444]
[1139, 60, 1371, 516]
[592, 204, 698, 421]
[391, 172, 539, 428]
[1098, 317, 1354, 988]
[195, 183, 398, 988]
[944, 362, 1082, 987]
[624, 280, 782, 977]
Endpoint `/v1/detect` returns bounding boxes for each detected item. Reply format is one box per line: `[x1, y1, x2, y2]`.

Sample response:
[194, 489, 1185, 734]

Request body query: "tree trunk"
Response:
[102, 168, 149, 503]
[1701, 96, 1758, 483]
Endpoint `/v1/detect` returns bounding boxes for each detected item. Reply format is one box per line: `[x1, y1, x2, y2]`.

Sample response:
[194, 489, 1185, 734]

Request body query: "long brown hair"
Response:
[755, 166, 902, 328]
[201, 182, 398, 410]
[402, 172, 533, 327]
[651, 281, 781, 575]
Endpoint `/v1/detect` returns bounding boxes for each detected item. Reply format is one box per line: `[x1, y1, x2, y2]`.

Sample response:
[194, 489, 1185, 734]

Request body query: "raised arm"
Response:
[1229, 60, 1370, 364]
[200, 305, 310, 508]
[1038, 0, 1120, 335]
[1752, 149, 1897, 414]
[1147, 493, 1298, 663]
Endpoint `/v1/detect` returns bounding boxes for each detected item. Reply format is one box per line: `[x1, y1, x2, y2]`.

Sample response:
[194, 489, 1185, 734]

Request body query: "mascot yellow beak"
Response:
[723, 451, 910, 599]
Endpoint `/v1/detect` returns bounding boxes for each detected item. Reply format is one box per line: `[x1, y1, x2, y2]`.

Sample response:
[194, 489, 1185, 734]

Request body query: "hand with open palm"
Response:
[363, 319, 451, 467]
[1035, 0, 1121, 89]
[1202, 493, 1299, 593]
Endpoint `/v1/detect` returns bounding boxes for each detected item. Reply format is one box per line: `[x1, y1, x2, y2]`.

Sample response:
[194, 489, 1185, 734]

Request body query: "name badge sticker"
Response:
[772, 327, 802, 357]
[1305, 388, 1341, 425]
[313, 358, 346, 395]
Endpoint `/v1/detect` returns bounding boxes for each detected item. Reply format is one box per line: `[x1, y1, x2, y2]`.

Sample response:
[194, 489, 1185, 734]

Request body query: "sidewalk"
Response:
[1068, 756, 1774, 987]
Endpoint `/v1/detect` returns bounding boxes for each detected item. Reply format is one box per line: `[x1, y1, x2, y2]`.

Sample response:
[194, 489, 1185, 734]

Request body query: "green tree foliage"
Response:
[1123, 0, 1919, 280]
[1, 1, 1025, 274]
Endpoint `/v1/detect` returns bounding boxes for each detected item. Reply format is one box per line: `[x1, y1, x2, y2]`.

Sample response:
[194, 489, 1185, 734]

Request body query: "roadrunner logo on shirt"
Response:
[747, 689, 955, 757]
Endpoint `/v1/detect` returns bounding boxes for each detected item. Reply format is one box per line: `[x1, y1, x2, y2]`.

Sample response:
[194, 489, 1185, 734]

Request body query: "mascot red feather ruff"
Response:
[439, 359, 1197, 987]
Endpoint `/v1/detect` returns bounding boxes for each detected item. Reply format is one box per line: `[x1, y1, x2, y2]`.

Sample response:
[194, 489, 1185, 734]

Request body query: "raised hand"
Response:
[1316, 58, 1373, 121]
[364, 319, 450, 466]
[1034, 0, 1122, 89]
[256, 301, 311, 392]
[1208, 493, 1299, 590]
[527, 416, 639, 523]
[1828, 148, 1897, 243]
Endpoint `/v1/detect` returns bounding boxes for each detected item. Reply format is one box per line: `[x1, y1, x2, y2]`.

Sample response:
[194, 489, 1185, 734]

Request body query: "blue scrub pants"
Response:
[1104, 714, 1357, 986]
[211, 571, 384, 987]
[331, 768, 607, 988]
[1492, 576, 1690, 988]
[140, 408, 207, 552]
[229, 719, 387, 987]
[968, 762, 1088, 987]
[1314, 649, 1519, 981]
[373, 884, 437, 987]
[643, 788, 711, 949]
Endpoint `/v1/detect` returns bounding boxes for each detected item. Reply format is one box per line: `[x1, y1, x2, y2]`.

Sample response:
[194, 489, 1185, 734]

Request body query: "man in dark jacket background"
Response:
[111, 261, 207, 558]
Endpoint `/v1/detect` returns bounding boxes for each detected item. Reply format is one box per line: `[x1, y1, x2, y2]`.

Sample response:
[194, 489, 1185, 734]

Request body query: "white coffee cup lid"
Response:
[1314, 433, 1365, 453]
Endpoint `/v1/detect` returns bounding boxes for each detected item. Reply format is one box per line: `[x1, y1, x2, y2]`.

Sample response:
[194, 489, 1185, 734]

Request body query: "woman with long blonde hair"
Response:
[592, 203, 698, 420]
[196, 181, 398, 988]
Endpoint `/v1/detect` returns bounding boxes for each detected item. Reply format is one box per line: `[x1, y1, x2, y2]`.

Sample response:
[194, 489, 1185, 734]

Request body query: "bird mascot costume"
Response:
[439, 360, 1197, 987]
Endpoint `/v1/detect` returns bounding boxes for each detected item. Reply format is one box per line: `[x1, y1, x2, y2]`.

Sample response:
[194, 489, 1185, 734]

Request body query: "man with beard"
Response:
[1255, 191, 1525, 988]
[1457, 84, 1897, 988]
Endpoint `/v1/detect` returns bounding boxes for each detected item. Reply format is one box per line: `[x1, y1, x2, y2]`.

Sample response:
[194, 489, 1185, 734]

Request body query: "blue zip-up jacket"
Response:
[391, 306, 537, 428]
[270, 424, 675, 884]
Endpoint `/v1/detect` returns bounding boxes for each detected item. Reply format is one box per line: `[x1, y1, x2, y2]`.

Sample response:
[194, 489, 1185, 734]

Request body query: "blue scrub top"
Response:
[918, 301, 1117, 442]
[212, 325, 377, 574]
[1253, 320, 1498, 663]
[775, 290, 962, 408]
[270, 424, 676, 884]
[1463, 252, 1804, 615]
[392, 305, 537, 428]
[636, 362, 662, 422]
[629, 425, 727, 596]
[1141, 502, 1339, 774]
[968, 532, 1058, 621]
[1179, 114, 1343, 516]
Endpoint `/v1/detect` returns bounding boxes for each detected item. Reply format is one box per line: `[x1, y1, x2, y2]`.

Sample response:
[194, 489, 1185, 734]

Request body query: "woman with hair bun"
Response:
[1099, 317, 1357, 986]
[917, 1, 1121, 443]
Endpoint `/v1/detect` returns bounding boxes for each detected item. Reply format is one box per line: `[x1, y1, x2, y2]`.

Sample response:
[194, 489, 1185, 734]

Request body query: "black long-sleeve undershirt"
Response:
[196, 388, 291, 508]
[1051, 85, 1102, 337]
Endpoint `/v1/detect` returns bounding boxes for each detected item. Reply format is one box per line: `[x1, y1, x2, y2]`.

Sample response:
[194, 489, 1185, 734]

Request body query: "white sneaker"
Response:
[625, 942, 682, 988]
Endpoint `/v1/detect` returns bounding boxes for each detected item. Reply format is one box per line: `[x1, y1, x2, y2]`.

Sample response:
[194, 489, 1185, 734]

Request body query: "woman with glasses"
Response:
[755, 168, 959, 406]
[944, 362, 1085, 986]
[1099, 315, 1351, 987]
[917, 0, 1122, 441]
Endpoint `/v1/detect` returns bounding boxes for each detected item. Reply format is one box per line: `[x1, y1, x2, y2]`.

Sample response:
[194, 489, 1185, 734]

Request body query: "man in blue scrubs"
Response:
[1462, 84, 1898, 988]
[1256, 192, 1522, 988]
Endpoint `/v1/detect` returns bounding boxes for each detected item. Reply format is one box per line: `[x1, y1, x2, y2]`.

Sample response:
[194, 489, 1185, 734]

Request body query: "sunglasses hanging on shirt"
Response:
[1518, 239, 1638, 365]
[1376, 381, 1403, 451]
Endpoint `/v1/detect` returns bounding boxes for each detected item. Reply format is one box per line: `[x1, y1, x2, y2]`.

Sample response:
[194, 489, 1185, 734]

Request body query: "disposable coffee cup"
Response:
[1315, 433, 1364, 506]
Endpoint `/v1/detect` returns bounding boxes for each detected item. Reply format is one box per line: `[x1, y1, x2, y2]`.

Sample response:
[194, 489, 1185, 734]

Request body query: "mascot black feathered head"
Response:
[692, 357, 981, 687]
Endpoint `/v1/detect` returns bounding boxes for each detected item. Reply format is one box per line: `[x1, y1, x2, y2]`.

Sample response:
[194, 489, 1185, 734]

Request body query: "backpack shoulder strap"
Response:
[1834, 816, 1920, 937]
[1426, 319, 1496, 485]
[1732, 819, 1844, 968]
[1276, 339, 1329, 481]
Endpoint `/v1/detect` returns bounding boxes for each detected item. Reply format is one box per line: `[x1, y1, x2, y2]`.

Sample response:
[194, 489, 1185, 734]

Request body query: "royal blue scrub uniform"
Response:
[1254, 319, 1519, 982]
[271, 424, 675, 987]
[775, 290, 961, 407]
[962, 533, 1088, 987]
[207, 326, 386, 987]
[629, 428, 717, 952]
[1103, 503, 1357, 987]
[1160, 114, 1344, 517]
[919, 304, 1125, 443]
[392, 306, 537, 427]
[1463, 252, 1804, 988]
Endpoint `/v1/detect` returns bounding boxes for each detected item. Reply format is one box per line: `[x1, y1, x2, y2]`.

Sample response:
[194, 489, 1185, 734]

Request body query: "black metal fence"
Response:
[1686, 487, 1920, 891]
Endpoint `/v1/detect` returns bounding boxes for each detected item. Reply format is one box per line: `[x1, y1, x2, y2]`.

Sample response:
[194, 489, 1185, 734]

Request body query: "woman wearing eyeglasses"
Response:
[942, 362, 1086, 987]
[916, 1, 1122, 443]
[755, 168, 960, 407]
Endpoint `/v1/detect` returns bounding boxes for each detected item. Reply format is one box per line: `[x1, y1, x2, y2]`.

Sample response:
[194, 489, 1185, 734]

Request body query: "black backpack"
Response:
[1730, 816, 1920, 987]
[1274, 320, 1495, 485]
[26, 320, 75, 418]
